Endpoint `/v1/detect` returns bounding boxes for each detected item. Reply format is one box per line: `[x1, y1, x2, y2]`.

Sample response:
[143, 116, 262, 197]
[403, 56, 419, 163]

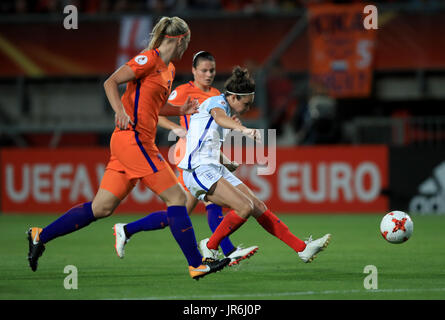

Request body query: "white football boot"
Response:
[298, 234, 331, 263]
[199, 238, 220, 261]
[227, 245, 259, 266]
[113, 223, 129, 259]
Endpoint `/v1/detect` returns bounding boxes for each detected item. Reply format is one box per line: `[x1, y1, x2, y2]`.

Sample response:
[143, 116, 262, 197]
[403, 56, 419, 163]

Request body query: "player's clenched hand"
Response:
[181, 97, 199, 115]
[172, 126, 187, 138]
[115, 109, 134, 130]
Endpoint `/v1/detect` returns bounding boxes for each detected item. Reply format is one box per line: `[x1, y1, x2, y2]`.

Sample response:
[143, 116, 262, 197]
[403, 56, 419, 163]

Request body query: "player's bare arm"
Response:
[158, 116, 187, 137]
[210, 108, 260, 141]
[159, 96, 199, 116]
[104, 64, 136, 130]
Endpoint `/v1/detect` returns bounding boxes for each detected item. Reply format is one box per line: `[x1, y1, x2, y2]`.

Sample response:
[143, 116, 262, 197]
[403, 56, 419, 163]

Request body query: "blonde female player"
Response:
[113, 51, 258, 266]
[27, 17, 230, 280]
[178, 66, 331, 266]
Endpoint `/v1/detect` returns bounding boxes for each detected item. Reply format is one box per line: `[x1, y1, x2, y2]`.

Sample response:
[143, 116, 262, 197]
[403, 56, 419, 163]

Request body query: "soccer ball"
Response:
[380, 211, 413, 244]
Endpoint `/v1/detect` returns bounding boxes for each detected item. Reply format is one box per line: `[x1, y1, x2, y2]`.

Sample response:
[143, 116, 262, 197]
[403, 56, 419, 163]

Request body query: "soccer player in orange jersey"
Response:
[27, 17, 230, 280]
[113, 52, 258, 266]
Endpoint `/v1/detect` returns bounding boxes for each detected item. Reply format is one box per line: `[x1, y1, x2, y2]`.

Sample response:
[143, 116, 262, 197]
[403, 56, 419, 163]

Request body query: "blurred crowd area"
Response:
[0, 0, 444, 148]
[1, 0, 443, 14]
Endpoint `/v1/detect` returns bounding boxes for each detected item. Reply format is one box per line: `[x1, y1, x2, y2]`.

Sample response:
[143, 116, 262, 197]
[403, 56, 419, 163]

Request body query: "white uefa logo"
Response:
[168, 90, 177, 101]
[135, 55, 148, 65]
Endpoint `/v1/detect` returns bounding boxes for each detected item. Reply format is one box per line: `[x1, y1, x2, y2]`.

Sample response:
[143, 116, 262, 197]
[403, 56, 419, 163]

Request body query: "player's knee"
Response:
[165, 189, 187, 207]
[253, 198, 267, 215]
[176, 191, 187, 206]
[236, 199, 254, 218]
[92, 201, 115, 218]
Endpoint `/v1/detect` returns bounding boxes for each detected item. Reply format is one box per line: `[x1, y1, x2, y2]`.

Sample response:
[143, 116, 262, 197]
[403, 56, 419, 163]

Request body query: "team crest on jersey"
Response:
[135, 55, 148, 65]
[168, 90, 177, 100]
[220, 101, 226, 106]
[204, 171, 215, 181]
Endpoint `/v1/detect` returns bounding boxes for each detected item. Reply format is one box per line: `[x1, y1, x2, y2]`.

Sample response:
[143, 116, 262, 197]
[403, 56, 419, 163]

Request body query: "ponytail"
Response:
[148, 16, 190, 50]
[224, 66, 255, 98]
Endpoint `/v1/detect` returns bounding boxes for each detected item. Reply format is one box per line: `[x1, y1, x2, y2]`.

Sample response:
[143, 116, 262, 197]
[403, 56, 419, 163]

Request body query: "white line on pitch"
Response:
[110, 287, 445, 300]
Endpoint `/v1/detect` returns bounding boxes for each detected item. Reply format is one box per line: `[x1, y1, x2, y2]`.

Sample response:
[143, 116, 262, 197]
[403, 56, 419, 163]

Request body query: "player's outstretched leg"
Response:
[201, 180, 332, 265]
[255, 208, 331, 263]
[199, 178, 257, 260]
[297, 234, 331, 263]
[27, 189, 121, 272]
[167, 204, 230, 280]
[157, 183, 230, 280]
[113, 210, 168, 258]
[27, 202, 97, 272]
[113, 201, 258, 265]
[206, 204, 258, 266]
[236, 184, 332, 264]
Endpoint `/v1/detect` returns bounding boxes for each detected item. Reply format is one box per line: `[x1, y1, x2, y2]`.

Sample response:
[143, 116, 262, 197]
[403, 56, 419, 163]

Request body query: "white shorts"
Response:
[182, 163, 243, 201]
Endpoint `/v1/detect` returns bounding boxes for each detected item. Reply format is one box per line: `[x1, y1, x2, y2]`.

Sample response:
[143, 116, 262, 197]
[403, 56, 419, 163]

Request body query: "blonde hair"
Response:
[148, 16, 190, 50]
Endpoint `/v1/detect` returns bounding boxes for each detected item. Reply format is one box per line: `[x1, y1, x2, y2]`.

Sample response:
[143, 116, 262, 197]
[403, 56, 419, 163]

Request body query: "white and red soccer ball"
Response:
[380, 211, 414, 244]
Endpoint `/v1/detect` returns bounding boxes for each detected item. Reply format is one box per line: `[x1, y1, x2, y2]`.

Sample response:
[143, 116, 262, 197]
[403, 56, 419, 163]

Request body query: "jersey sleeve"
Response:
[168, 85, 189, 106]
[205, 97, 229, 115]
[126, 52, 156, 79]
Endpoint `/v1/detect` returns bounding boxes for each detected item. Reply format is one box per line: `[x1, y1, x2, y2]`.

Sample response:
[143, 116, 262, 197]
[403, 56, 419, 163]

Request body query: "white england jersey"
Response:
[178, 94, 231, 170]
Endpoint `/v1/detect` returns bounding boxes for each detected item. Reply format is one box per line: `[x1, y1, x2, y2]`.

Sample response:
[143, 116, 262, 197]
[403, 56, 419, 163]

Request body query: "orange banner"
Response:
[308, 3, 377, 98]
[0, 146, 388, 214]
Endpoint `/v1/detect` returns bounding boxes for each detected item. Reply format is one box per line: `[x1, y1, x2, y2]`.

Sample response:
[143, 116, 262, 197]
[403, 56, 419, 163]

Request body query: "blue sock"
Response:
[124, 211, 168, 238]
[206, 204, 236, 256]
[167, 205, 202, 268]
[39, 202, 96, 244]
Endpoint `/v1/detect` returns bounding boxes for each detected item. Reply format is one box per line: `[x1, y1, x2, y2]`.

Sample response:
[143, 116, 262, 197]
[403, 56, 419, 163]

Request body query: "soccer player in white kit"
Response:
[179, 66, 331, 265]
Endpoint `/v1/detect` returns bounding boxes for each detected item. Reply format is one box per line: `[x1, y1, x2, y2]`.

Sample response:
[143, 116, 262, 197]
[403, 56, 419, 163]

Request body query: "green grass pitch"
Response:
[1, 213, 445, 300]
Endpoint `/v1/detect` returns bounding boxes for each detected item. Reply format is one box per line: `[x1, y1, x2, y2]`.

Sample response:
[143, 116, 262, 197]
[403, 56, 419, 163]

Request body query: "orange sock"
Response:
[207, 210, 246, 250]
[256, 209, 306, 252]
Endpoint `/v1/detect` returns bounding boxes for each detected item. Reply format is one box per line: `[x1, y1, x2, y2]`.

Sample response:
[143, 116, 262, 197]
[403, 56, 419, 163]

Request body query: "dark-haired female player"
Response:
[113, 51, 258, 266]
[178, 66, 331, 265]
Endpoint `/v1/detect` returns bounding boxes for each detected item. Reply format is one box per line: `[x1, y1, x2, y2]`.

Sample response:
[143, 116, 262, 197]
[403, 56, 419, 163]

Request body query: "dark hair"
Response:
[224, 66, 255, 98]
[192, 51, 215, 68]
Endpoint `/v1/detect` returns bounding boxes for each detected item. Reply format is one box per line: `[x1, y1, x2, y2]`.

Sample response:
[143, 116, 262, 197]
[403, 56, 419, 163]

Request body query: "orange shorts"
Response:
[108, 130, 168, 178]
[99, 165, 178, 200]
[100, 130, 179, 199]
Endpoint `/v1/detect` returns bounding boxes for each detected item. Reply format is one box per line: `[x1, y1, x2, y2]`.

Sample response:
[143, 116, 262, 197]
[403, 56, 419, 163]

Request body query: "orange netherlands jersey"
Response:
[168, 81, 220, 130]
[119, 48, 175, 154]
[106, 49, 175, 179]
